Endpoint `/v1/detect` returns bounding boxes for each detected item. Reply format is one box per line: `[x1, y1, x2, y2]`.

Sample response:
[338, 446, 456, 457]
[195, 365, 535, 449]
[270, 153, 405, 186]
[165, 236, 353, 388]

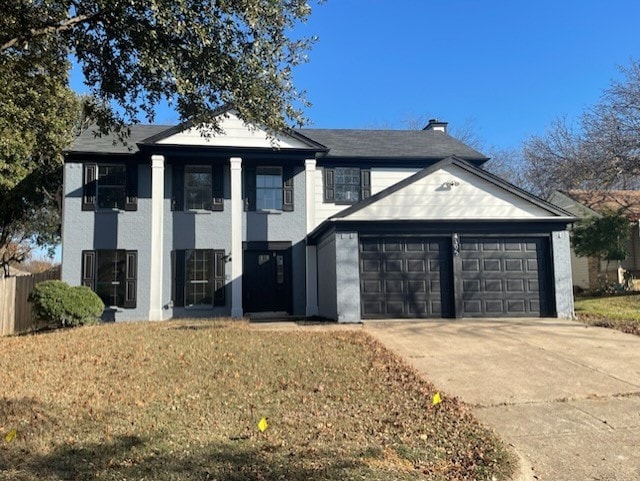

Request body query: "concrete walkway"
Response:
[364, 319, 640, 481]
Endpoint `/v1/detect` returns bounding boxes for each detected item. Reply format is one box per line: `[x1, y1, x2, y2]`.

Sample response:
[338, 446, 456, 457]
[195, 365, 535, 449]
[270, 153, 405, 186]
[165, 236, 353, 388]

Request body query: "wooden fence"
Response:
[0, 267, 61, 336]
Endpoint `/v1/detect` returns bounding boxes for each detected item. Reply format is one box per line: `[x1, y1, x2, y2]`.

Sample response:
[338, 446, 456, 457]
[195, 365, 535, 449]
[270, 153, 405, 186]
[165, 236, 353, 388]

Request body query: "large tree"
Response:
[0, 0, 316, 275]
[522, 59, 640, 197]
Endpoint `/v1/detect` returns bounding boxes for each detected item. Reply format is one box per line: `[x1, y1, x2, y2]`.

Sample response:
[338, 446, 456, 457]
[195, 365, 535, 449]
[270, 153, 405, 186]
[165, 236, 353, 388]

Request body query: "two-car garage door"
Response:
[360, 236, 553, 318]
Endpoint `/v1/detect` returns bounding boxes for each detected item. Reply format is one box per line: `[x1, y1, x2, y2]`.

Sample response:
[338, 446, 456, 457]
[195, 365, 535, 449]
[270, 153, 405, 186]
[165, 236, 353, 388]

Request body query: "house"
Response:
[61, 108, 575, 322]
[548, 190, 640, 290]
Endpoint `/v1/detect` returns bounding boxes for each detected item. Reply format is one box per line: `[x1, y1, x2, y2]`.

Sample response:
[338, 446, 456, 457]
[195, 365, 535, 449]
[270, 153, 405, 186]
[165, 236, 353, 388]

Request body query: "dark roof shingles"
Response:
[68, 125, 488, 161]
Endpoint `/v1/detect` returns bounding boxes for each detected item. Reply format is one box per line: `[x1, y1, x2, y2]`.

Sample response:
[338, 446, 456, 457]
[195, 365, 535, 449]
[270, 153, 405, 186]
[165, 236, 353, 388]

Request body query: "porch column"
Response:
[230, 157, 243, 318]
[305, 159, 318, 316]
[552, 230, 575, 318]
[149, 154, 165, 320]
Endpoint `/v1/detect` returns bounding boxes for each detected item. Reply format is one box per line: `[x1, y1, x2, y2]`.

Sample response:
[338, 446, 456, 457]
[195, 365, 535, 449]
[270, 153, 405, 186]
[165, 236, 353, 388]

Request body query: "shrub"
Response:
[30, 280, 104, 327]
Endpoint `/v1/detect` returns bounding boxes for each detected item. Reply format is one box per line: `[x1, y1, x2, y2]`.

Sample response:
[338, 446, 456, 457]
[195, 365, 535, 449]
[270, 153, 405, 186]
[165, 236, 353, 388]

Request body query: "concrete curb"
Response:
[510, 447, 536, 481]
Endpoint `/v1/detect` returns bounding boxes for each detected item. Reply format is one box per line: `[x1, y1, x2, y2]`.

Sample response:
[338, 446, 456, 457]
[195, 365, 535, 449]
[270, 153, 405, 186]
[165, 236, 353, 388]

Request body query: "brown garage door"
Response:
[460, 237, 553, 317]
[359, 237, 454, 318]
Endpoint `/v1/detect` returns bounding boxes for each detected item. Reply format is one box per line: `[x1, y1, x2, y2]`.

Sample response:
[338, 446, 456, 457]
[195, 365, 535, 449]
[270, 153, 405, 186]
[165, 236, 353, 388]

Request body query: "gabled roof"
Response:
[558, 189, 640, 221]
[66, 117, 488, 162]
[331, 156, 574, 220]
[308, 156, 575, 240]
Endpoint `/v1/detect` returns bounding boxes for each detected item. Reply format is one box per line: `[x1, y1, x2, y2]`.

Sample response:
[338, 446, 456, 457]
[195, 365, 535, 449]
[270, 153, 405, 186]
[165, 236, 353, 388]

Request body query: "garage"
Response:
[359, 237, 454, 318]
[358, 235, 555, 319]
[459, 237, 553, 317]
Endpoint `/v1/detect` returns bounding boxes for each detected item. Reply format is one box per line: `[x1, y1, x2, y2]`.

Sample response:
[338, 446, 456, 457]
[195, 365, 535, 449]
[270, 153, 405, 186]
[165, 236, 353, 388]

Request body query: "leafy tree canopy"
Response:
[0, 0, 316, 275]
[572, 210, 631, 262]
[522, 59, 640, 197]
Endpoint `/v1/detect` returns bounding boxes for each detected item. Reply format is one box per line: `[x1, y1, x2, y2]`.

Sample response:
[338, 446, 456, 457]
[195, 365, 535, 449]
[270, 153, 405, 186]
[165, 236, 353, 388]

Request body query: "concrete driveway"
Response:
[364, 319, 640, 481]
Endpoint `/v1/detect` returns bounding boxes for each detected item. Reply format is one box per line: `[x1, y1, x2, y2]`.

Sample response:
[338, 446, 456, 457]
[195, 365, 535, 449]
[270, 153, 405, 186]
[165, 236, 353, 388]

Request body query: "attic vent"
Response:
[423, 118, 448, 133]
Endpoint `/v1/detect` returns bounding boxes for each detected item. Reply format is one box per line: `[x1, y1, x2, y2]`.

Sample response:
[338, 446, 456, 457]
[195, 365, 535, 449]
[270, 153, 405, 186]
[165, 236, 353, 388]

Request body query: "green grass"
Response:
[0, 320, 514, 480]
[575, 294, 640, 335]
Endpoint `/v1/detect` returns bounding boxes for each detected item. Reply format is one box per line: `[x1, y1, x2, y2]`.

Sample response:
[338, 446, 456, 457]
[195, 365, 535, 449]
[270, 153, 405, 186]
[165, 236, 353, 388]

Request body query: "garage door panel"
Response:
[407, 259, 426, 272]
[360, 237, 453, 318]
[462, 259, 480, 271]
[362, 280, 381, 293]
[460, 237, 552, 317]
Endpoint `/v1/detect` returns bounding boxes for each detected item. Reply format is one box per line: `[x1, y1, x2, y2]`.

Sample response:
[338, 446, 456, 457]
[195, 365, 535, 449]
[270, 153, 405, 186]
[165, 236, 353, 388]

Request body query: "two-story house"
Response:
[62, 107, 575, 322]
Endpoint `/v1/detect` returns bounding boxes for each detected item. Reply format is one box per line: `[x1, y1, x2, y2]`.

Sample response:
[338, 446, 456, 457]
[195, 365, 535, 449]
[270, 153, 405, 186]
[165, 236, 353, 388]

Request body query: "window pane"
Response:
[95, 250, 125, 307]
[186, 250, 213, 306]
[97, 165, 126, 209]
[256, 167, 283, 210]
[334, 167, 360, 202]
[185, 165, 213, 210]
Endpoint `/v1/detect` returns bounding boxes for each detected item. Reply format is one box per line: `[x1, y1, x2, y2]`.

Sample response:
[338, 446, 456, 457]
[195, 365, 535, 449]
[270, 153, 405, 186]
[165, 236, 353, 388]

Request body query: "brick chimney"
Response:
[423, 118, 448, 133]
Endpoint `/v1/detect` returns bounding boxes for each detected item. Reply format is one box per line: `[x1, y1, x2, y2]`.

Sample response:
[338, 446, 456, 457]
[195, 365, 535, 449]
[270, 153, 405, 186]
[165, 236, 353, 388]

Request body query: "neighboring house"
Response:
[548, 190, 640, 290]
[62, 108, 575, 322]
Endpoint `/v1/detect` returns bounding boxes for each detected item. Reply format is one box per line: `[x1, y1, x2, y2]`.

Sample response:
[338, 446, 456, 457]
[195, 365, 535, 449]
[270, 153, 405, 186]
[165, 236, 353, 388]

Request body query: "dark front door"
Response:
[459, 237, 554, 317]
[359, 237, 454, 318]
[243, 244, 292, 313]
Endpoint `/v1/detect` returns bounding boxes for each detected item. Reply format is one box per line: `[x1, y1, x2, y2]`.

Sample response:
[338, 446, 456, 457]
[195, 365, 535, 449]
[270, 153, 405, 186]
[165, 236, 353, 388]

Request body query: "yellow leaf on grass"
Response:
[258, 417, 268, 432]
[432, 392, 442, 406]
[5, 429, 17, 443]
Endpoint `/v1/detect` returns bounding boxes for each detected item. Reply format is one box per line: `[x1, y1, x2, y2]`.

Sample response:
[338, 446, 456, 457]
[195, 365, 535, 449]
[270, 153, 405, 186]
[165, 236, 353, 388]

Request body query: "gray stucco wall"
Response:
[335, 232, 361, 323]
[63, 159, 308, 321]
[316, 234, 337, 320]
[552, 230, 575, 318]
[61, 162, 152, 321]
[243, 166, 307, 315]
[162, 161, 233, 319]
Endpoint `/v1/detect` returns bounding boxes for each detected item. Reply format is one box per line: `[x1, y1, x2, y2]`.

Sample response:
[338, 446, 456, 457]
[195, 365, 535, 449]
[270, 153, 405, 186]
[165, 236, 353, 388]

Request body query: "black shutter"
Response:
[82, 163, 97, 211]
[360, 168, 371, 200]
[173, 250, 185, 307]
[323, 167, 335, 202]
[282, 166, 294, 211]
[244, 165, 256, 211]
[124, 251, 137, 308]
[213, 250, 226, 306]
[82, 250, 96, 290]
[212, 163, 224, 211]
[172, 163, 184, 211]
[125, 163, 138, 211]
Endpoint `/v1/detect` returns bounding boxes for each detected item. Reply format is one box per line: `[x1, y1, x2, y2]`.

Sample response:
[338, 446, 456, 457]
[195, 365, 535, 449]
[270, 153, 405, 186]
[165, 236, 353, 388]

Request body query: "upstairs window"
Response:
[256, 167, 283, 210]
[82, 163, 138, 211]
[97, 165, 126, 209]
[172, 163, 224, 211]
[323, 167, 371, 204]
[185, 165, 213, 210]
[244, 165, 294, 212]
[334, 167, 361, 202]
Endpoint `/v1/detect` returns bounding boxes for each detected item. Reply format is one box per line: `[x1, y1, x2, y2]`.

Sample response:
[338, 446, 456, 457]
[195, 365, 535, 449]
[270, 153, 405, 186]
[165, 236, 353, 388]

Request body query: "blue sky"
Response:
[68, 1, 640, 150]
[288, 0, 640, 149]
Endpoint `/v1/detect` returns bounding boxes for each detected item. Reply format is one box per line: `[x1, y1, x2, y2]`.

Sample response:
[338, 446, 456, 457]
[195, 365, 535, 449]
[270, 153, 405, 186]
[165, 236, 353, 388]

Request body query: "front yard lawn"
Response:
[575, 294, 640, 335]
[0, 320, 513, 480]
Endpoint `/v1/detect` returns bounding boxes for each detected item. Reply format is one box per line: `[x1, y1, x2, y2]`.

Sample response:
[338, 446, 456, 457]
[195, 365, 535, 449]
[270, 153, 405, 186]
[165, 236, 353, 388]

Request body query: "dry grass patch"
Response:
[575, 294, 640, 335]
[0, 320, 513, 480]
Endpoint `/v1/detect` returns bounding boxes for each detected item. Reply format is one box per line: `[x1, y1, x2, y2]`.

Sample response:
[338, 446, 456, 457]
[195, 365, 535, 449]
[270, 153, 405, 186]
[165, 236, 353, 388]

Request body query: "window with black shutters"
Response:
[83, 163, 138, 211]
[172, 249, 225, 308]
[244, 165, 294, 212]
[172, 163, 224, 211]
[82, 250, 137, 308]
[323, 167, 370, 204]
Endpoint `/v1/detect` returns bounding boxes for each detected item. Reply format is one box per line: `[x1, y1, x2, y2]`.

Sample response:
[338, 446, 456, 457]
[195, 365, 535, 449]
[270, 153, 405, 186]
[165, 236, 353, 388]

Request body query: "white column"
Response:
[149, 154, 165, 320]
[305, 159, 317, 233]
[230, 157, 243, 318]
[305, 159, 318, 316]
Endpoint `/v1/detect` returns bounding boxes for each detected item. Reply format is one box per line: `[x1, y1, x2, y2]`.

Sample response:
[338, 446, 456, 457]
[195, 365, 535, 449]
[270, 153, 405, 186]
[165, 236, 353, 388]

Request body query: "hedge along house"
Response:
[61, 107, 576, 322]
